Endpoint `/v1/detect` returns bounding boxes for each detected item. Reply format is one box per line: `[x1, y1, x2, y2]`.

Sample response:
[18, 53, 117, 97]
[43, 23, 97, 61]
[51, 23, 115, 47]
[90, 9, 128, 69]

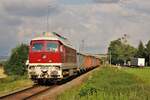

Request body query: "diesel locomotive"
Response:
[27, 32, 100, 83]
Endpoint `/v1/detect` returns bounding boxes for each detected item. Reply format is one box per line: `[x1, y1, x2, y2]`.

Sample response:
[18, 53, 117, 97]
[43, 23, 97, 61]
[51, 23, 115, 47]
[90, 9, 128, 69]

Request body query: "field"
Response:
[57, 66, 150, 100]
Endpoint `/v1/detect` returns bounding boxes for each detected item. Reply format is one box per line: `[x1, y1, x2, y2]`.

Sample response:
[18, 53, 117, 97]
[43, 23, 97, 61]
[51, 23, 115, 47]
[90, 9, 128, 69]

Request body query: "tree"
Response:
[4, 44, 29, 75]
[135, 41, 145, 58]
[108, 39, 122, 64]
[108, 38, 137, 65]
[145, 40, 150, 66]
[124, 44, 137, 61]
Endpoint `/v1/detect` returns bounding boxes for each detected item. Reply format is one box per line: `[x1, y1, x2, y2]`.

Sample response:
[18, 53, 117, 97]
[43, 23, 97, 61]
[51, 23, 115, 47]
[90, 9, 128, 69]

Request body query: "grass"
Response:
[57, 66, 150, 100]
[0, 75, 33, 96]
[0, 62, 33, 95]
[124, 67, 150, 84]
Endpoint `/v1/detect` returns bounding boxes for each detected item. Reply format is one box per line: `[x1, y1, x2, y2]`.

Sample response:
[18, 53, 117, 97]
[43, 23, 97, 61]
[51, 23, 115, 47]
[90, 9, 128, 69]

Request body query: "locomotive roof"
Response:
[31, 35, 75, 49]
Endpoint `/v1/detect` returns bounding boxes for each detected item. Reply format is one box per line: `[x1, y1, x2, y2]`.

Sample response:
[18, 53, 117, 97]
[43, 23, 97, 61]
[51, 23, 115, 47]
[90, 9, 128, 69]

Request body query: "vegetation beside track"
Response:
[57, 66, 150, 100]
[4, 43, 28, 76]
[0, 76, 33, 96]
[108, 36, 150, 66]
[0, 44, 32, 96]
[124, 67, 150, 84]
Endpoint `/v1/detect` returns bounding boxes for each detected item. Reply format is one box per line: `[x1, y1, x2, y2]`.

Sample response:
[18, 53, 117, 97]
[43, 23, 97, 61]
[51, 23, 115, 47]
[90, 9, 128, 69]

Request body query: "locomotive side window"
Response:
[32, 43, 43, 51]
[46, 43, 58, 52]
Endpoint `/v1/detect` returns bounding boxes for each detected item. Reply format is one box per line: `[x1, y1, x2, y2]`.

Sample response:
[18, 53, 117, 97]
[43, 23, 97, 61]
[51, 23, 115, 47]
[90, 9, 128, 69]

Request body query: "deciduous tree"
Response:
[4, 44, 29, 75]
[108, 39, 137, 65]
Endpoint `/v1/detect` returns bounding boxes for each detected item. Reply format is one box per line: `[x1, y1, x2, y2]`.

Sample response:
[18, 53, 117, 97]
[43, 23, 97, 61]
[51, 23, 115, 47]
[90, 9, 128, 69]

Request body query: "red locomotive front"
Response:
[29, 40, 63, 64]
[27, 32, 77, 83]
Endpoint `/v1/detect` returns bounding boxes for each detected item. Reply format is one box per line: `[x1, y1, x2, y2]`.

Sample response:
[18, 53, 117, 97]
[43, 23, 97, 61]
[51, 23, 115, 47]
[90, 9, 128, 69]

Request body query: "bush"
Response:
[4, 44, 29, 76]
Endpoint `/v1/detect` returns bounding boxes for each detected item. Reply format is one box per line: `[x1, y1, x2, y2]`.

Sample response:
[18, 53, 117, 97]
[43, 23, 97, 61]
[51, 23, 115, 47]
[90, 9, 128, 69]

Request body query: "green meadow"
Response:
[58, 66, 150, 100]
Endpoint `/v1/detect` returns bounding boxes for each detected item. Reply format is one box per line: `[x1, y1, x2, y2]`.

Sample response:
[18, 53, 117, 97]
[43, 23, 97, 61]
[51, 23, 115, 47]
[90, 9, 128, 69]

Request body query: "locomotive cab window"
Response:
[46, 43, 58, 52]
[32, 43, 43, 51]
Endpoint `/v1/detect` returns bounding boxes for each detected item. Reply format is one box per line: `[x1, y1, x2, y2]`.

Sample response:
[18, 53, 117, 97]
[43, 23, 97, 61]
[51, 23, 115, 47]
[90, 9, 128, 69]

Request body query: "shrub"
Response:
[4, 44, 29, 76]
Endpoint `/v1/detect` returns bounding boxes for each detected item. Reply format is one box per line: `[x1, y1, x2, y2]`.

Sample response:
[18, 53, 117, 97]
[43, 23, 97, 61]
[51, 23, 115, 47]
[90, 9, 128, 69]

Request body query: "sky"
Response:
[0, 0, 150, 56]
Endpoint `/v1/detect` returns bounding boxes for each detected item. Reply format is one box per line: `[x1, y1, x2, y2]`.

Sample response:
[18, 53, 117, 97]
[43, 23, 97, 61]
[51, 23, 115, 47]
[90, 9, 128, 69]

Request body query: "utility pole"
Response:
[79, 40, 84, 53]
[47, 4, 50, 32]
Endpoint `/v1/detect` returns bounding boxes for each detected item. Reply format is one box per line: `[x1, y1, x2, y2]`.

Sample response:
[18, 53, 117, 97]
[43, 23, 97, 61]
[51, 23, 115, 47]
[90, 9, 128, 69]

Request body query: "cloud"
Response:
[120, 0, 150, 15]
[0, 0, 150, 56]
[60, 0, 120, 5]
[92, 0, 120, 4]
[1, 0, 61, 17]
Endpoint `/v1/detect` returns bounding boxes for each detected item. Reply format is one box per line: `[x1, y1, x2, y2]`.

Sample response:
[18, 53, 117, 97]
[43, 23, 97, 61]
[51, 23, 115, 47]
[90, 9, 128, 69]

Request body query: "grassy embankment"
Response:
[57, 66, 150, 100]
[0, 65, 32, 96]
[0, 62, 33, 96]
[0, 75, 33, 96]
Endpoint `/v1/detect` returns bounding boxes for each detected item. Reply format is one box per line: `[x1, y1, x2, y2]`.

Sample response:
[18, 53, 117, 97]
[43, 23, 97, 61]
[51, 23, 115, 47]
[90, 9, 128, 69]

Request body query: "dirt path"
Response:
[29, 67, 100, 100]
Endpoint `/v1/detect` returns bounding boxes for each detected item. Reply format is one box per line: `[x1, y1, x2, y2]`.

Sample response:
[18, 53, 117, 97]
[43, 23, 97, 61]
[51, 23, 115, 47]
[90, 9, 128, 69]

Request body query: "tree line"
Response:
[108, 37, 150, 66]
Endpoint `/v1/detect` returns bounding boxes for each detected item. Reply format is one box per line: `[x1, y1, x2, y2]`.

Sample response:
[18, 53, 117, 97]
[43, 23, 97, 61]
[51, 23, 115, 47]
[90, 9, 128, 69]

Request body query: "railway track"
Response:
[0, 67, 98, 100]
[0, 85, 57, 100]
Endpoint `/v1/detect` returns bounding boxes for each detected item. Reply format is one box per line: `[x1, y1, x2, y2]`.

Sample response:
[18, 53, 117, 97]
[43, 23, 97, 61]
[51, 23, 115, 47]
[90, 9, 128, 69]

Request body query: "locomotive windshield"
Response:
[32, 43, 43, 51]
[31, 40, 59, 52]
[46, 43, 58, 52]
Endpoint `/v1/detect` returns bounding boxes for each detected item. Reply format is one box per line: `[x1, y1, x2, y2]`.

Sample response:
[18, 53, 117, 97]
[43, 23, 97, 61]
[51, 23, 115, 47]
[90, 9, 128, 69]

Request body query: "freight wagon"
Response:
[77, 53, 100, 72]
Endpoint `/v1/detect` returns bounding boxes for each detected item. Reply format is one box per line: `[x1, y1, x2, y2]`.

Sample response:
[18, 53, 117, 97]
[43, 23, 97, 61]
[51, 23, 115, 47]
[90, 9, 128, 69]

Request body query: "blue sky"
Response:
[0, 0, 150, 56]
